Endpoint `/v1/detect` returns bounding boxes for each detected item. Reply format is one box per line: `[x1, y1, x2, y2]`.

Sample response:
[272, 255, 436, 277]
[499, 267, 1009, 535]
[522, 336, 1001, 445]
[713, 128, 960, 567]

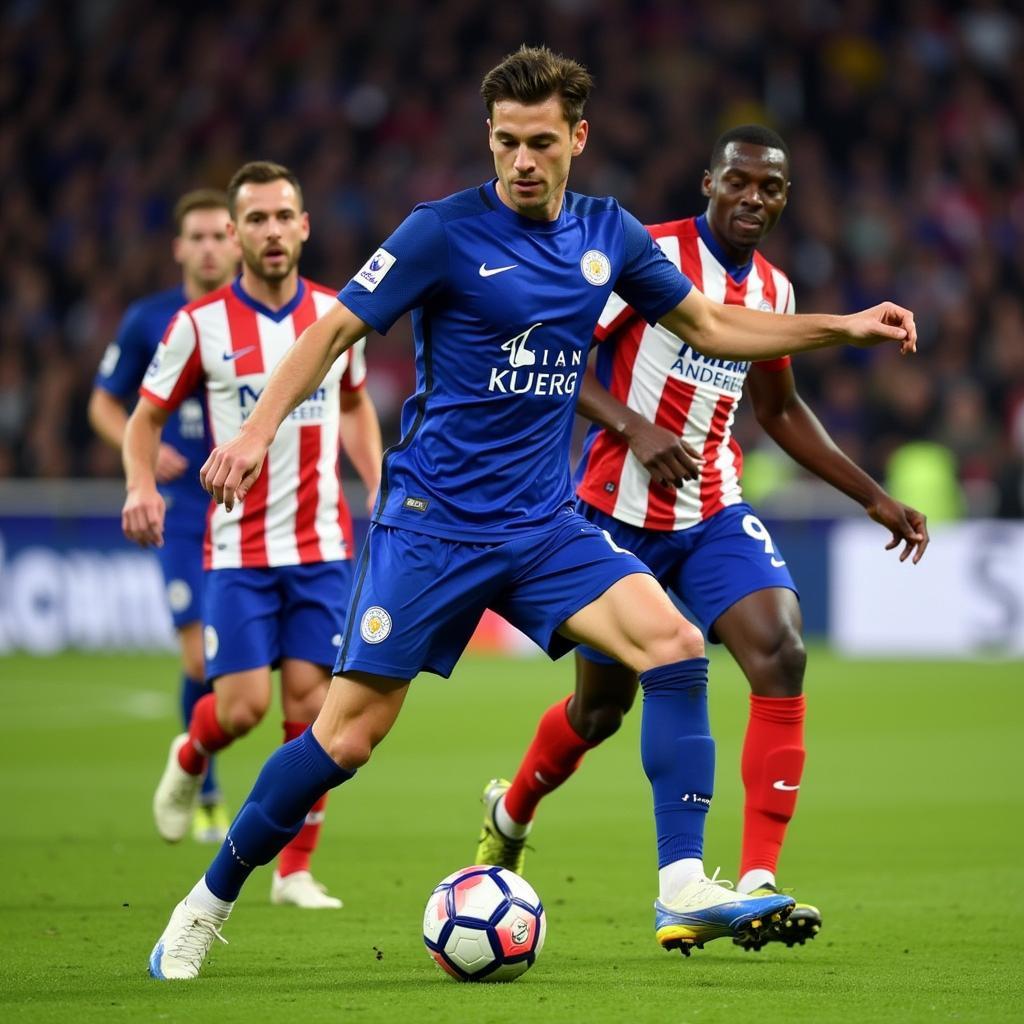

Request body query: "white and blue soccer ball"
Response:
[423, 864, 546, 982]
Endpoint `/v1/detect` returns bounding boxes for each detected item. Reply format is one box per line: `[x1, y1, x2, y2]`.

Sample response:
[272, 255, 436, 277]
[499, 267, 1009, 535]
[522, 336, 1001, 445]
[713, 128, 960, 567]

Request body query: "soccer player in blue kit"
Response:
[148, 47, 918, 979]
[89, 189, 238, 842]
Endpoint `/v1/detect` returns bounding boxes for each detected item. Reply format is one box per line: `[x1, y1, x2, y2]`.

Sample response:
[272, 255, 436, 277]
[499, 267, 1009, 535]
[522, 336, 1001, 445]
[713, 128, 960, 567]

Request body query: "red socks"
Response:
[177, 692, 233, 776]
[277, 721, 328, 878]
[503, 696, 597, 824]
[740, 694, 806, 876]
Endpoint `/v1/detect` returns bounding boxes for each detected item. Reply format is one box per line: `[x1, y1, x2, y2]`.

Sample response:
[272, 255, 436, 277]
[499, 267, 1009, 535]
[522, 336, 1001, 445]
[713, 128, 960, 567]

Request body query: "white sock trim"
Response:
[187, 876, 234, 921]
[658, 858, 705, 903]
[737, 868, 776, 894]
[494, 796, 531, 839]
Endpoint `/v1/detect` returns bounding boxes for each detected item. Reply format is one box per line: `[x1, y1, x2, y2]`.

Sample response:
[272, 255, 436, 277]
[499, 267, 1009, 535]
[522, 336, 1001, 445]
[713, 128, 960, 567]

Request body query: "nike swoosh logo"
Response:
[772, 780, 800, 791]
[222, 346, 257, 361]
[479, 263, 518, 277]
[534, 771, 552, 786]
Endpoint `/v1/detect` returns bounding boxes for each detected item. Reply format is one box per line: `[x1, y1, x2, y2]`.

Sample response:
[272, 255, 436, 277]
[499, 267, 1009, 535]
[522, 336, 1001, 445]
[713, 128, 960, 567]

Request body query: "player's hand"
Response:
[155, 442, 188, 483]
[624, 419, 704, 487]
[122, 485, 166, 548]
[844, 302, 917, 355]
[866, 495, 929, 564]
[200, 432, 268, 512]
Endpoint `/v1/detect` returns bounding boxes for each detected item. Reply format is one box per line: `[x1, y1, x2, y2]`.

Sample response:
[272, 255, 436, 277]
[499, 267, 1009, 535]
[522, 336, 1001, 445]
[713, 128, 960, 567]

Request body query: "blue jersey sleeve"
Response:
[337, 206, 449, 335]
[613, 209, 692, 325]
[94, 302, 158, 401]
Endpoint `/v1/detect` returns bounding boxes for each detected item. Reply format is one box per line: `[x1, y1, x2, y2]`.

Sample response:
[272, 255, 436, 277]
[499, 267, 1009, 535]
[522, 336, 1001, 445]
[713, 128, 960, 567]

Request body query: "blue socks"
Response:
[181, 674, 219, 800]
[639, 658, 714, 868]
[205, 729, 353, 901]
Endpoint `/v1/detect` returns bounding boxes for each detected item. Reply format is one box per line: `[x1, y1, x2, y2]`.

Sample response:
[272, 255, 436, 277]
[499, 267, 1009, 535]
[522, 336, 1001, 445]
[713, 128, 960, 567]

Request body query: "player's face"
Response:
[230, 180, 310, 283]
[702, 142, 789, 254]
[488, 96, 588, 221]
[174, 208, 237, 293]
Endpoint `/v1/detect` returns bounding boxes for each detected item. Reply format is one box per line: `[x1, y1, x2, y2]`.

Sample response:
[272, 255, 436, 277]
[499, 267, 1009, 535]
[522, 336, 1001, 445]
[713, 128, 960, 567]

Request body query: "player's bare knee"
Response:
[320, 731, 373, 771]
[219, 697, 268, 736]
[636, 615, 705, 671]
[574, 703, 626, 743]
[750, 626, 806, 697]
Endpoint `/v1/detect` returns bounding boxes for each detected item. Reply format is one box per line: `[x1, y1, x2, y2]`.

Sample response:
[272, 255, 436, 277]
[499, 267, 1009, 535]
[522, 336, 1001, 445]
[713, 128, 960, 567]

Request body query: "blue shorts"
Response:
[203, 561, 353, 682]
[336, 511, 653, 680]
[157, 531, 204, 629]
[576, 501, 798, 662]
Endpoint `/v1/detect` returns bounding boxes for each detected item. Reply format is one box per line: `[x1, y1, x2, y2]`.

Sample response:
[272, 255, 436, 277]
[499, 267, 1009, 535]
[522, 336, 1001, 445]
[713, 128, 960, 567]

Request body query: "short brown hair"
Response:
[226, 161, 303, 219]
[481, 45, 594, 127]
[173, 189, 229, 234]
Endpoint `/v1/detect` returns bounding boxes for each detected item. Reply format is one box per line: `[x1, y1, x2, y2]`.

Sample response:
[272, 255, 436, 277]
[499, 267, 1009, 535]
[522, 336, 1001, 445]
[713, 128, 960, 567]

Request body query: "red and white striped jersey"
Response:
[141, 278, 367, 569]
[575, 215, 794, 531]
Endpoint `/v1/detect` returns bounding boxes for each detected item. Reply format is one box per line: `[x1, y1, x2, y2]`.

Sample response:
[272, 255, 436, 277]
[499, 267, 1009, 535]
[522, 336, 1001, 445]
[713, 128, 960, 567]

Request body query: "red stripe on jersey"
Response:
[699, 395, 734, 520]
[575, 321, 646, 512]
[724, 271, 747, 306]
[295, 425, 323, 563]
[643, 379, 698, 529]
[677, 230, 704, 292]
[291, 282, 319, 339]
[225, 298, 264, 376]
[140, 312, 204, 411]
[239, 461, 270, 567]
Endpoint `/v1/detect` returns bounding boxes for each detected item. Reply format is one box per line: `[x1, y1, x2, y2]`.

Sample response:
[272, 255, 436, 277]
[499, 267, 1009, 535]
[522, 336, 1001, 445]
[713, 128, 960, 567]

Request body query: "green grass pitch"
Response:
[1, 649, 1022, 1023]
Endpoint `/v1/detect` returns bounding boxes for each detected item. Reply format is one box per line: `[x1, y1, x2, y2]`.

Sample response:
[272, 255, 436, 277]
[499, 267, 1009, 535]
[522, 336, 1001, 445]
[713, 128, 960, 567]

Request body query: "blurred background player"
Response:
[122, 160, 382, 908]
[88, 189, 237, 842]
[477, 124, 929, 948]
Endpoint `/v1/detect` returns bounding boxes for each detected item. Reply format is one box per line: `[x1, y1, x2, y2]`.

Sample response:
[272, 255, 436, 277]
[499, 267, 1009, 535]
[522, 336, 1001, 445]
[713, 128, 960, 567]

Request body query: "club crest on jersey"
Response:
[580, 249, 611, 286]
[488, 323, 582, 397]
[360, 606, 392, 644]
[758, 298, 773, 312]
[204, 625, 219, 660]
[354, 248, 396, 292]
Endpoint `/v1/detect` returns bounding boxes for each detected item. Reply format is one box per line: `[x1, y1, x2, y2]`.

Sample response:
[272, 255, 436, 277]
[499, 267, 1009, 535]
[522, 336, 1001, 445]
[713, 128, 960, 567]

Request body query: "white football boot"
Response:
[153, 734, 203, 842]
[270, 870, 343, 909]
[148, 899, 227, 980]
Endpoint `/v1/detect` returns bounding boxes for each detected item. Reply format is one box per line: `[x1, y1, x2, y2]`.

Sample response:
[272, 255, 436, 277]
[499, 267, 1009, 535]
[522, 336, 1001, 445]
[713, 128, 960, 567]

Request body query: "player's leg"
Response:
[153, 567, 278, 842]
[479, 655, 638, 871]
[154, 667, 272, 843]
[176, 621, 228, 842]
[675, 503, 818, 947]
[494, 514, 793, 952]
[712, 587, 821, 946]
[272, 656, 340, 908]
[149, 669, 407, 980]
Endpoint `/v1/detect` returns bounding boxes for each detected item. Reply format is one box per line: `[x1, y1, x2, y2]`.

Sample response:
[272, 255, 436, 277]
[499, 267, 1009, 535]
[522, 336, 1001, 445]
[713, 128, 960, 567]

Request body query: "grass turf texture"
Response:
[1, 650, 1021, 1023]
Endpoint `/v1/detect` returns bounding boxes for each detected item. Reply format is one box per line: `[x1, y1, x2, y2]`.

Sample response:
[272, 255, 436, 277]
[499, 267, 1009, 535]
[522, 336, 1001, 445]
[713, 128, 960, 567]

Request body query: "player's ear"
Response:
[300, 211, 311, 241]
[571, 118, 588, 157]
[171, 236, 183, 266]
[701, 170, 713, 198]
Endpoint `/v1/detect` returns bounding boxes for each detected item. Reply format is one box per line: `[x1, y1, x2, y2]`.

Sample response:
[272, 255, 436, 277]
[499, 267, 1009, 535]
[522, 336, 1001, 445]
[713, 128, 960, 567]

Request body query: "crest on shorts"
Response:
[167, 579, 192, 614]
[580, 249, 611, 286]
[360, 606, 392, 644]
[204, 625, 219, 660]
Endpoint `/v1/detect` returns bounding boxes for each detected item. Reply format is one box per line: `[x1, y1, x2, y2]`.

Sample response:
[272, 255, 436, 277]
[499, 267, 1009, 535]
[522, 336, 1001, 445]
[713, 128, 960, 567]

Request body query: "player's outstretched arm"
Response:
[122, 396, 171, 548]
[201, 300, 370, 511]
[577, 365, 703, 486]
[659, 287, 917, 361]
[748, 366, 929, 564]
[339, 387, 384, 514]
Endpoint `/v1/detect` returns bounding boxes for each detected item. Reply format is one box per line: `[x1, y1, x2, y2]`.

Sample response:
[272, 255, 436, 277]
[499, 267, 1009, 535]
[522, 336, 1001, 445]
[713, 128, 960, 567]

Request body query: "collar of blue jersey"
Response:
[482, 179, 567, 232]
[695, 213, 754, 283]
[231, 276, 307, 322]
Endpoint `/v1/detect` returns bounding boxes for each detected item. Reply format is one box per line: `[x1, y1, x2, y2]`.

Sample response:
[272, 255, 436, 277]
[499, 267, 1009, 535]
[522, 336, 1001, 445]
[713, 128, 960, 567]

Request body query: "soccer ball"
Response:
[423, 864, 546, 982]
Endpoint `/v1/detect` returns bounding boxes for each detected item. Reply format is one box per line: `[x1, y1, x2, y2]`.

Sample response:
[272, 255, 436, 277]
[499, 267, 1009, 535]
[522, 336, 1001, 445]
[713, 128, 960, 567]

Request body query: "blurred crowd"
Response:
[1, 0, 1022, 517]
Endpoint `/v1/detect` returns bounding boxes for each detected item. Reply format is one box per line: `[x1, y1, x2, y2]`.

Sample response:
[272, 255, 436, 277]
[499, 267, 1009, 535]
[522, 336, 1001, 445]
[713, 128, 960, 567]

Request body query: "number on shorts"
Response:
[601, 529, 631, 555]
[741, 514, 786, 568]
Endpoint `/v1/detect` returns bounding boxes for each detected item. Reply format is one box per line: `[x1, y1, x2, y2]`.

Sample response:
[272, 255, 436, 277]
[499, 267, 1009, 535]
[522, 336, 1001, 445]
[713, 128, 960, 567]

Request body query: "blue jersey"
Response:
[338, 180, 691, 542]
[94, 285, 210, 536]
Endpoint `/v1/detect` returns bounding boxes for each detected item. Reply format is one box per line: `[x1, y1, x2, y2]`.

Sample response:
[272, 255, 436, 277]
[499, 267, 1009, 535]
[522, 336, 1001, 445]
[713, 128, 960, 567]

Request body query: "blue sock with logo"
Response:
[639, 658, 714, 868]
[204, 729, 354, 901]
[180, 674, 220, 801]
